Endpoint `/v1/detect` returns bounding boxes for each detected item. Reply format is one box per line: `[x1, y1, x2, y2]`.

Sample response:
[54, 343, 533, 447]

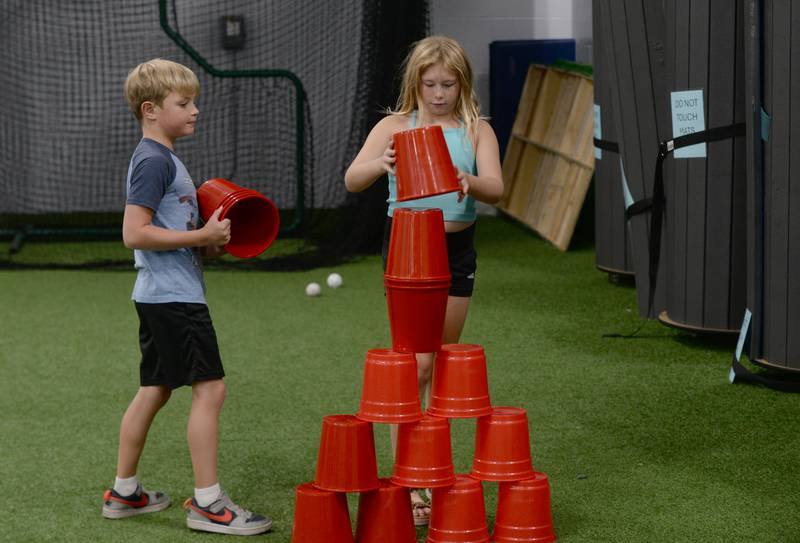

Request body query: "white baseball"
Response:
[326, 272, 343, 289]
[305, 282, 321, 297]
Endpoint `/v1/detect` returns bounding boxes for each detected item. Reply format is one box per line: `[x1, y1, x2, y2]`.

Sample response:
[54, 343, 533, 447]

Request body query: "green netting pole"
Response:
[158, 0, 306, 234]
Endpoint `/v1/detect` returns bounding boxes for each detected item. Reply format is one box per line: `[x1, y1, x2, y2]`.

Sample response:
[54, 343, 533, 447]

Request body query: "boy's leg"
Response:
[184, 378, 271, 535]
[103, 385, 172, 519]
[187, 378, 226, 488]
[117, 385, 171, 477]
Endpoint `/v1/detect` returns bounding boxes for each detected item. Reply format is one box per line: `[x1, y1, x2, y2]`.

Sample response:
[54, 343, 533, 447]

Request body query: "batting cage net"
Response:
[0, 0, 428, 269]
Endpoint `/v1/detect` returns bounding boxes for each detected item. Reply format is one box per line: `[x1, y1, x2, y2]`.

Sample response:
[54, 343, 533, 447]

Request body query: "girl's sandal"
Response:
[410, 489, 431, 526]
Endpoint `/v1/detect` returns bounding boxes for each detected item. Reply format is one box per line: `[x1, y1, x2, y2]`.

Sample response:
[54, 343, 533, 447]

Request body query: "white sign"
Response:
[670, 89, 706, 158]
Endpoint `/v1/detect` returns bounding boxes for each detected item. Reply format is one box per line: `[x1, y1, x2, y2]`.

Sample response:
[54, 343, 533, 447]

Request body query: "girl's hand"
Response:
[378, 139, 396, 174]
[456, 169, 470, 202]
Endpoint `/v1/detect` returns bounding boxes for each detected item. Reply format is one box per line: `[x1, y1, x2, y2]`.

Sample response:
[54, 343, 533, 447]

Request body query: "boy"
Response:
[102, 58, 271, 537]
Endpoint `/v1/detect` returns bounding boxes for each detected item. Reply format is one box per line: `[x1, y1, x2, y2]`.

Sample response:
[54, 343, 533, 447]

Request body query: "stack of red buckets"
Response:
[291, 126, 555, 542]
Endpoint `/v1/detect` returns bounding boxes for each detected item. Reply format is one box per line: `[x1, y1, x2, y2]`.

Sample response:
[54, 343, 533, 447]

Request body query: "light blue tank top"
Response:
[387, 112, 477, 222]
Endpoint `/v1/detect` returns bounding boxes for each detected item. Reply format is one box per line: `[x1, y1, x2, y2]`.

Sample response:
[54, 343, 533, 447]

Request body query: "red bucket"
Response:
[385, 208, 450, 281]
[427, 475, 490, 543]
[393, 125, 461, 202]
[392, 414, 456, 488]
[428, 344, 492, 419]
[471, 407, 535, 482]
[197, 178, 280, 258]
[384, 208, 451, 353]
[314, 415, 380, 492]
[492, 473, 556, 543]
[291, 482, 354, 543]
[356, 349, 423, 424]
[385, 278, 450, 353]
[355, 478, 416, 543]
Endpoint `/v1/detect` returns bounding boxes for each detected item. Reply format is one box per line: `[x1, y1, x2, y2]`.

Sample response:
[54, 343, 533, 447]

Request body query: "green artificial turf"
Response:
[1, 216, 798, 542]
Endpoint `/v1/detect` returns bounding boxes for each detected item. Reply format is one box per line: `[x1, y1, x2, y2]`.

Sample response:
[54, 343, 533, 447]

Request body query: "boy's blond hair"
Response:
[392, 36, 481, 140]
[124, 58, 200, 121]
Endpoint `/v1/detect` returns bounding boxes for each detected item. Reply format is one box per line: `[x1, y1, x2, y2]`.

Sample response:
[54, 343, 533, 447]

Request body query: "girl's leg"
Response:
[409, 295, 472, 421]
[442, 295, 471, 344]
[404, 295, 472, 523]
[187, 379, 227, 488]
[117, 385, 172, 478]
[389, 347, 433, 457]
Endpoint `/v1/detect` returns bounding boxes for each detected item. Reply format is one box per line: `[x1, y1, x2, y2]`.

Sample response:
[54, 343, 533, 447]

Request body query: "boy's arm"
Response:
[122, 204, 230, 250]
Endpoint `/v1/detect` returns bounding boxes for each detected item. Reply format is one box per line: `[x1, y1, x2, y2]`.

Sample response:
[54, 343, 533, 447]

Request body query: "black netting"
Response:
[0, 0, 429, 269]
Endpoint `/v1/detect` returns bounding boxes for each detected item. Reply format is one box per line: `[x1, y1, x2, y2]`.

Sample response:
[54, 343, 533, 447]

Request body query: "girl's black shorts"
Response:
[381, 216, 477, 298]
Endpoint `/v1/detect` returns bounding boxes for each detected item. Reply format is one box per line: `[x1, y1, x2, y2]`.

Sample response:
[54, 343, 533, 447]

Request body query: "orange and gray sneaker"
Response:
[102, 485, 171, 519]
[184, 490, 272, 536]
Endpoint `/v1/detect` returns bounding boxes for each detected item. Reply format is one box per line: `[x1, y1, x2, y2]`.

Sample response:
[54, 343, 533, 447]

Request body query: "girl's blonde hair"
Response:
[392, 36, 481, 140]
[124, 58, 200, 121]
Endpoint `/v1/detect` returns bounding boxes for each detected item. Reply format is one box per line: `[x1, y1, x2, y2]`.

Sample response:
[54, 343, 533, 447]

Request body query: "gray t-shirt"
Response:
[126, 138, 206, 304]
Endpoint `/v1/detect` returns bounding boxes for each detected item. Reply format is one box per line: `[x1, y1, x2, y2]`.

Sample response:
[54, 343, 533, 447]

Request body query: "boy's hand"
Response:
[203, 207, 231, 246]
[202, 243, 227, 258]
[456, 169, 470, 202]
[378, 139, 396, 174]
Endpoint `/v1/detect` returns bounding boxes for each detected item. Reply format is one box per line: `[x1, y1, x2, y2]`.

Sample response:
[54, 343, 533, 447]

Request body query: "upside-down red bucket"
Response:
[428, 344, 493, 418]
[355, 478, 416, 543]
[393, 125, 461, 202]
[427, 475, 490, 543]
[471, 407, 535, 482]
[391, 414, 456, 488]
[197, 178, 280, 258]
[291, 482, 354, 543]
[492, 473, 556, 543]
[384, 208, 451, 353]
[314, 415, 380, 492]
[356, 349, 423, 424]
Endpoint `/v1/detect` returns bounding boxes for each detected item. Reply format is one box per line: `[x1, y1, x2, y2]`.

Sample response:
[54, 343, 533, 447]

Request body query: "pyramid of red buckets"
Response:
[291, 126, 555, 543]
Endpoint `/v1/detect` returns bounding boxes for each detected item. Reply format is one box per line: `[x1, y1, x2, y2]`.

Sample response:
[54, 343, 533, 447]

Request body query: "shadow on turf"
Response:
[673, 331, 738, 354]
[599, 319, 739, 355]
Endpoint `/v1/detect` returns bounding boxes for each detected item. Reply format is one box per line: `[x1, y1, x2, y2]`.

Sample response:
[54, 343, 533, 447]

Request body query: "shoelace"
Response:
[182, 492, 254, 520]
[218, 492, 254, 519]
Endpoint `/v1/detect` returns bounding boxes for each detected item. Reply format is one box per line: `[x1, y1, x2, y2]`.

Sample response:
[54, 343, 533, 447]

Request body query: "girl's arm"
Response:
[459, 120, 504, 204]
[344, 116, 401, 193]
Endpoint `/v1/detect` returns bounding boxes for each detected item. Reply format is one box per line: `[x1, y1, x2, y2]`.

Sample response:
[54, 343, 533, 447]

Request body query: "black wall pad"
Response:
[601, 0, 671, 318]
[657, 0, 748, 333]
[745, 0, 800, 371]
[592, 0, 634, 277]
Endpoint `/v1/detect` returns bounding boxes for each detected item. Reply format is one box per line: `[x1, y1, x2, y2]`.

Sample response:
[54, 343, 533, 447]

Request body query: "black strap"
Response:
[593, 138, 619, 153]
[730, 356, 800, 393]
[626, 122, 746, 314]
[663, 123, 746, 151]
[624, 198, 652, 221]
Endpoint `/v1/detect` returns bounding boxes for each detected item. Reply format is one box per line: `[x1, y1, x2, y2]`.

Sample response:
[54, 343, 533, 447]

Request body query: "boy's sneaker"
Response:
[184, 491, 272, 536]
[102, 485, 171, 519]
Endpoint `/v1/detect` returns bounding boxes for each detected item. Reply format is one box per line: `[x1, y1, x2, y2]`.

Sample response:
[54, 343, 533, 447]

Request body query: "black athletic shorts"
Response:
[381, 216, 477, 297]
[135, 302, 225, 389]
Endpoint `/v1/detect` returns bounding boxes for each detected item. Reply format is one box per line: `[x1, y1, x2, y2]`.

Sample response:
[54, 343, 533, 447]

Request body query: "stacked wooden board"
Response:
[498, 65, 594, 251]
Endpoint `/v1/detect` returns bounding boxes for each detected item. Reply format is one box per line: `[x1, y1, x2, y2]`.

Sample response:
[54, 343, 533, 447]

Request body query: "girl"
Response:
[344, 36, 503, 525]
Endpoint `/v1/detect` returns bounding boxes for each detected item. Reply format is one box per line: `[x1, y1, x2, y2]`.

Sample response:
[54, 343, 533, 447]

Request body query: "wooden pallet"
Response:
[498, 65, 595, 251]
